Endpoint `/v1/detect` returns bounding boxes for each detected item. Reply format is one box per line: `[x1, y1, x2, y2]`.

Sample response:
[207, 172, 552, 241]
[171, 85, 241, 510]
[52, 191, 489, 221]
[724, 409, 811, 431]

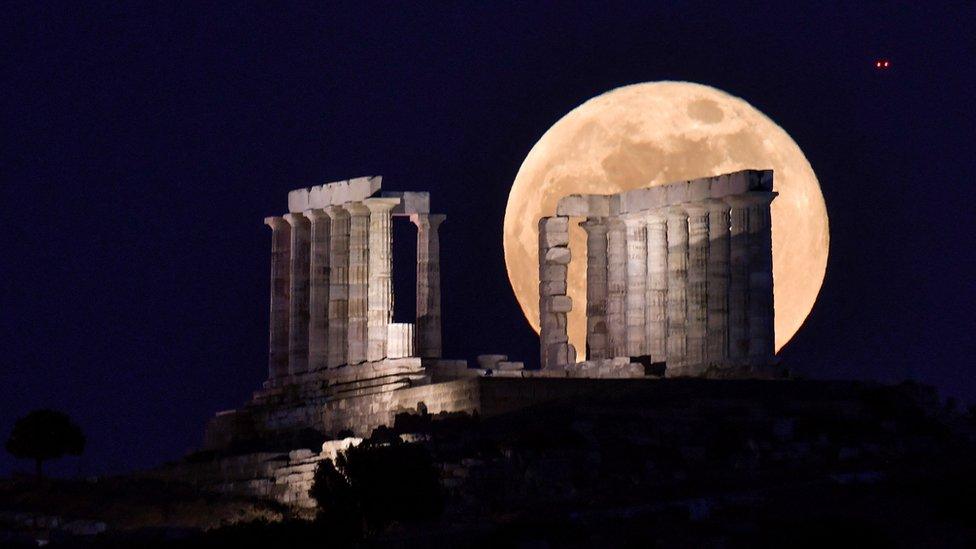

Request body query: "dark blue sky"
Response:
[2, 3, 974, 477]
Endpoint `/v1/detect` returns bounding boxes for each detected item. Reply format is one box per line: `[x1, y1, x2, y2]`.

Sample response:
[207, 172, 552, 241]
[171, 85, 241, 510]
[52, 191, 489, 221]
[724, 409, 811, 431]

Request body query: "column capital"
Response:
[663, 205, 688, 218]
[363, 196, 401, 213]
[323, 204, 349, 219]
[682, 201, 711, 215]
[264, 216, 288, 230]
[343, 201, 371, 216]
[283, 212, 310, 227]
[410, 213, 446, 230]
[303, 208, 330, 222]
[579, 217, 608, 229]
[621, 212, 648, 226]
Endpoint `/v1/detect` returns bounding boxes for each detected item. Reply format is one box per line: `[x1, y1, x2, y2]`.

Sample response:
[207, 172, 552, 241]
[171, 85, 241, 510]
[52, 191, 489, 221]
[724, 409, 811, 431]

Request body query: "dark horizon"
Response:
[2, 3, 974, 477]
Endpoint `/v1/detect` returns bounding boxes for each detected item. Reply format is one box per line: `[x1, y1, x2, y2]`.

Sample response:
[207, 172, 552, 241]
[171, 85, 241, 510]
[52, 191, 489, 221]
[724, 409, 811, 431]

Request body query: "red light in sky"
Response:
[875, 59, 891, 69]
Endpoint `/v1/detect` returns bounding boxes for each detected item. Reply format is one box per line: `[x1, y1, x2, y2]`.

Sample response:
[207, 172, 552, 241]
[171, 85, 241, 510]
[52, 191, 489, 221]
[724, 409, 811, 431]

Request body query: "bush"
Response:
[310, 435, 443, 536]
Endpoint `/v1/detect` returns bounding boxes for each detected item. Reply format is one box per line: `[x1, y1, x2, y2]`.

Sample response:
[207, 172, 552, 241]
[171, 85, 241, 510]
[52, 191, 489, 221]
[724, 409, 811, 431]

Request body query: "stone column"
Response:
[305, 209, 331, 372]
[644, 213, 668, 363]
[365, 198, 400, 361]
[412, 213, 446, 359]
[747, 192, 777, 360]
[623, 214, 647, 357]
[345, 202, 370, 365]
[606, 217, 628, 358]
[684, 204, 709, 370]
[665, 208, 688, 372]
[705, 201, 730, 364]
[284, 213, 311, 377]
[264, 217, 291, 381]
[580, 218, 609, 360]
[324, 206, 349, 368]
[539, 216, 573, 368]
[726, 198, 750, 360]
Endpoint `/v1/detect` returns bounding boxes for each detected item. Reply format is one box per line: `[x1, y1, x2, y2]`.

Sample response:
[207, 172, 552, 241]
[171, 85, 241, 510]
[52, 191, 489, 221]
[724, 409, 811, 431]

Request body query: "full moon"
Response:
[504, 81, 828, 356]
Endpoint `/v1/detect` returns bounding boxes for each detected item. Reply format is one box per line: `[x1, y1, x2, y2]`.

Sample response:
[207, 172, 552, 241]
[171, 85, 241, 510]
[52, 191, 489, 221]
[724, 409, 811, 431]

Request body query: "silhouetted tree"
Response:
[6, 409, 85, 479]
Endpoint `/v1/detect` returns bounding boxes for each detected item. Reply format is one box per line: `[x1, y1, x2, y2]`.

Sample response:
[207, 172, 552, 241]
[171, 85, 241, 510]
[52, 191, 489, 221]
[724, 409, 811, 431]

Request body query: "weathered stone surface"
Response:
[544, 246, 571, 264]
[386, 323, 414, 359]
[288, 176, 383, 213]
[548, 295, 573, 313]
[264, 217, 291, 381]
[365, 197, 399, 361]
[556, 194, 611, 217]
[284, 213, 311, 376]
[476, 354, 507, 369]
[412, 213, 445, 359]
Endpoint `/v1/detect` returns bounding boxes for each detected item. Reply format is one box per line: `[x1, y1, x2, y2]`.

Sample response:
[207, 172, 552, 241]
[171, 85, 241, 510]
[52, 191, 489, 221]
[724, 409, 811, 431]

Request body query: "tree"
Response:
[6, 409, 85, 479]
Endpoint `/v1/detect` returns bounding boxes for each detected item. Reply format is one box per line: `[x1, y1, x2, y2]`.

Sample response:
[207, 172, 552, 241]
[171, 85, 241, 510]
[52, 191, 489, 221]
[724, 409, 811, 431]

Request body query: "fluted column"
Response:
[284, 213, 311, 376]
[365, 198, 400, 361]
[747, 192, 777, 360]
[606, 217, 628, 358]
[623, 214, 647, 357]
[412, 213, 446, 359]
[705, 201, 730, 364]
[726, 199, 750, 360]
[580, 218, 609, 360]
[324, 206, 349, 368]
[305, 209, 331, 372]
[685, 204, 709, 369]
[644, 213, 668, 362]
[264, 217, 291, 381]
[345, 202, 370, 365]
[665, 208, 688, 371]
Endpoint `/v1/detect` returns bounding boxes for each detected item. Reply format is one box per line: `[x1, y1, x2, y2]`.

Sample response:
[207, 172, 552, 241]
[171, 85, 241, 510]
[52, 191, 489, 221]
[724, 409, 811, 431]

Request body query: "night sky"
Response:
[2, 3, 974, 477]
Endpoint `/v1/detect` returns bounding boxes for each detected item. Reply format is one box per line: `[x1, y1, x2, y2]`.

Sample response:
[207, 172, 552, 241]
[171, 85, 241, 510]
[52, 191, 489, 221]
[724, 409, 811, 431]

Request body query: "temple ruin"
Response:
[205, 170, 780, 453]
[539, 169, 777, 376]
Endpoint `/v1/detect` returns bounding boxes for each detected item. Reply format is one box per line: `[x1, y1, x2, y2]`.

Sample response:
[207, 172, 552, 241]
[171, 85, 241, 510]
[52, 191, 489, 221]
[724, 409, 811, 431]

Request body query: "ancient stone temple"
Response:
[263, 176, 444, 385]
[539, 169, 777, 376]
[205, 171, 780, 456]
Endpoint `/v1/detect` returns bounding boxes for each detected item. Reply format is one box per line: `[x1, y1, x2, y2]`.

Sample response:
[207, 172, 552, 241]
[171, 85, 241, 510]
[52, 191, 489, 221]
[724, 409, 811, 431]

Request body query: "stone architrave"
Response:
[705, 201, 730, 364]
[665, 208, 688, 371]
[684, 204, 709, 370]
[726, 198, 750, 360]
[538, 216, 573, 369]
[264, 216, 291, 381]
[364, 198, 400, 361]
[345, 202, 371, 365]
[284, 213, 311, 377]
[412, 213, 446, 359]
[605, 217, 628, 358]
[623, 214, 647, 357]
[580, 218, 609, 360]
[324, 206, 349, 368]
[746, 192, 777, 360]
[305, 209, 331, 371]
[644, 213, 668, 362]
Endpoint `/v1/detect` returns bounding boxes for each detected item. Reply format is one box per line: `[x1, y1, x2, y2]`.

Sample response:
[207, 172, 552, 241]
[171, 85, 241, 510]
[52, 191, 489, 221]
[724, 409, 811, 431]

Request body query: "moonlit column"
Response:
[580, 218, 609, 360]
[684, 204, 709, 369]
[412, 213, 446, 359]
[746, 192, 777, 360]
[623, 214, 647, 357]
[705, 201, 730, 364]
[365, 198, 400, 362]
[644, 212, 668, 363]
[345, 202, 370, 365]
[284, 213, 311, 377]
[324, 205, 349, 368]
[305, 209, 331, 372]
[726, 198, 750, 360]
[605, 217, 628, 358]
[665, 207, 688, 371]
[264, 216, 291, 381]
